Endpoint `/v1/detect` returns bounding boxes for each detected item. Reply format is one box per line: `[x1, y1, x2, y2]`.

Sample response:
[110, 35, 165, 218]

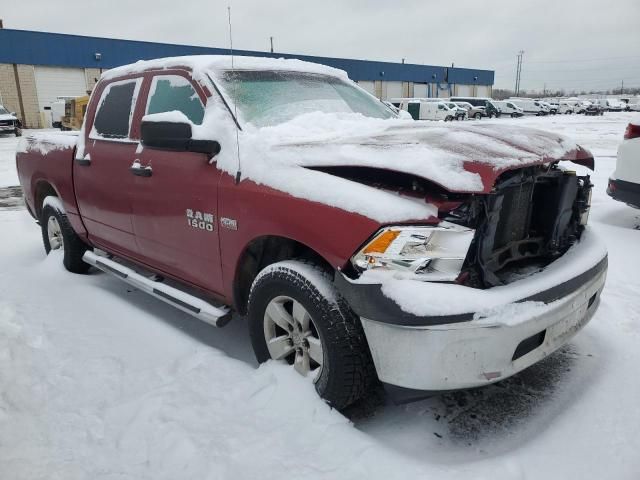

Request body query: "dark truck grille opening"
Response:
[447, 165, 592, 289]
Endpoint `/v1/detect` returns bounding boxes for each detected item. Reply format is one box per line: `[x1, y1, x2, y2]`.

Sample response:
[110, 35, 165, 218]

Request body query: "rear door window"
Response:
[146, 75, 205, 125]
[91, 78, 142, 140]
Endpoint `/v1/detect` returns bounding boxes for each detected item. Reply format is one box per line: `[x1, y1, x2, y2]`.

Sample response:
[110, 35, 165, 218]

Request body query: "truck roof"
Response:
[101, 55, 349, 83]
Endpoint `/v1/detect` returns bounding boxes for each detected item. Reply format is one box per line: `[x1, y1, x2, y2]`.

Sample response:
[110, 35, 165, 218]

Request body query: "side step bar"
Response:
[83, 250, 232, 327]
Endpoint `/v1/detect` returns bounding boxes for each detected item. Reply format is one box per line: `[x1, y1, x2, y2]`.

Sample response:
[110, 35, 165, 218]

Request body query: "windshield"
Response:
[0, 107, 9, 115]
[219, 71, 395, 127]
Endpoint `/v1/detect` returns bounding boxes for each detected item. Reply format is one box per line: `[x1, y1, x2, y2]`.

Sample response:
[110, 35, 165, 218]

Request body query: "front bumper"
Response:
[607, 178, 640, 209]
[335, 233, 607, 395]
[0, 124, 16, 132]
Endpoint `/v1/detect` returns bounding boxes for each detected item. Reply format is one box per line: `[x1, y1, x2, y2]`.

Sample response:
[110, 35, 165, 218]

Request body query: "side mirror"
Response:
[140, 120, 221, 158]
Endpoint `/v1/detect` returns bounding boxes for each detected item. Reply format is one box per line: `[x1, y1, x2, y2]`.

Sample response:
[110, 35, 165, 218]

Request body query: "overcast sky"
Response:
[5, 0, 640, 92]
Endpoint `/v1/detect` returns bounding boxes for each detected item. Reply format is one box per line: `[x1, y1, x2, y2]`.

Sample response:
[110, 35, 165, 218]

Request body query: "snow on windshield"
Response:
[218, 71, 394, 127]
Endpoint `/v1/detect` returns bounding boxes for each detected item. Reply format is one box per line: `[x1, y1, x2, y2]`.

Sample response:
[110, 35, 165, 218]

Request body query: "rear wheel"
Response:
[444, 116, 453, 122]
[248, 260, 375, 409]
[41, 198, 90, 274]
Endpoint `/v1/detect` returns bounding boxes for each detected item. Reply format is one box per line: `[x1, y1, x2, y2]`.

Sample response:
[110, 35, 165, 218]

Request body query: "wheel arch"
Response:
[33, 180, 60, 220]
[233, 235, 334, 315]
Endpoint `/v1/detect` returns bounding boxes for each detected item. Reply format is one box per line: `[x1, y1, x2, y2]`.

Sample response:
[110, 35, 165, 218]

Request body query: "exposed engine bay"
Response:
[311, 164, 592, 289]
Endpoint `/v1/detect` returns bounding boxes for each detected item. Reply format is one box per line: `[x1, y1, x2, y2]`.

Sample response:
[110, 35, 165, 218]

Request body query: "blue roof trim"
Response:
[0, 29, 494, 85]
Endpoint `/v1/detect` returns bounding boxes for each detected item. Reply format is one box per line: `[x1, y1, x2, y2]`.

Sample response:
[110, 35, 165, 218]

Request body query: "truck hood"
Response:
[0, 113, 17, 121]
[267, 120, 593, 194]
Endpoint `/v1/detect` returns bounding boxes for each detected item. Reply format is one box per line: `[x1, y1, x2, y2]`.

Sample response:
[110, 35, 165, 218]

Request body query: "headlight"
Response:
[351, 221, 475, 281]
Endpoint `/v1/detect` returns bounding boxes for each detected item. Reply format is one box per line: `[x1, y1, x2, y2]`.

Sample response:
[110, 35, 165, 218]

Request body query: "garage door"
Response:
[455, 85, 472, 97]
[414, 84, 428, 98]
[34, 66, 87, 111]
[357, 81, 375, 95]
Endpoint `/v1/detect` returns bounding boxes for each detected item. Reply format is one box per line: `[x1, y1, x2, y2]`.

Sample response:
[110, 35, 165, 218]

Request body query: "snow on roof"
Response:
[101, 55, 349, 82]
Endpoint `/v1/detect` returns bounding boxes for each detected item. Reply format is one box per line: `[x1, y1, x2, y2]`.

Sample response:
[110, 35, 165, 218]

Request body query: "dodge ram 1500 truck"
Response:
[16, 56, 607, 408]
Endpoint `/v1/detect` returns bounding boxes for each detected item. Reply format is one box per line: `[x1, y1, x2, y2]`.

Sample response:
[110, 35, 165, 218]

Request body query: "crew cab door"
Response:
[74, 76, 144, 256]
[129, 72, 225, 294]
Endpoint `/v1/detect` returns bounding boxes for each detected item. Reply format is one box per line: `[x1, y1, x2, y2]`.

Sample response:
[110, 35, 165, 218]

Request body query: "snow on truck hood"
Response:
[254, 114, 593, 194]
[208, 112, 593, 223]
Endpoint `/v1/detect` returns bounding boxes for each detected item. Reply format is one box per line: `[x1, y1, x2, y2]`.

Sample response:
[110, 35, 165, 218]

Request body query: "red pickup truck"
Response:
[16, 56, 607, 408]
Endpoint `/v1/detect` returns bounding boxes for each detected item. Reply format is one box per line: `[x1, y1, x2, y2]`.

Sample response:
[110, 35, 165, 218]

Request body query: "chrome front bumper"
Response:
[335, 232, 608, 394]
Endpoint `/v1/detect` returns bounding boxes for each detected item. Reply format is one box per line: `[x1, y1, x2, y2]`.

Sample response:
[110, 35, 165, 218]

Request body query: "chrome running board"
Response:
[83, 250, 232, 327]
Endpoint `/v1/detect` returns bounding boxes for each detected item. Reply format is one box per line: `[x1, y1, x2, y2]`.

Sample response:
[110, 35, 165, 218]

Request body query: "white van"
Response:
[494, 101, 524, 117]
[395, 99, 456, 121]
[558, 101, 574, 114]
[508, 99, 545, 116]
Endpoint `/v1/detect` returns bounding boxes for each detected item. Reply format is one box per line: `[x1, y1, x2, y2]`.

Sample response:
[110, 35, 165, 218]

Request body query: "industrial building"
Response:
[0, 28, 495, 128]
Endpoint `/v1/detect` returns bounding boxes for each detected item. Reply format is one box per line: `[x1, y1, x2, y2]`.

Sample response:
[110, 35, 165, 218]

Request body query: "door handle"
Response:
[75, 157, 91, 166]
[130, 164, 152, 177]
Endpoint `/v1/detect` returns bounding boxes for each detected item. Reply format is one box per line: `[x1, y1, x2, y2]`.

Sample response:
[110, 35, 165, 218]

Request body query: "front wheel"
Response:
[15, 128, 22, 137]
[474, 112, 482, 120]
[41, 198, 90, 273]
[247, 260, 375, 409]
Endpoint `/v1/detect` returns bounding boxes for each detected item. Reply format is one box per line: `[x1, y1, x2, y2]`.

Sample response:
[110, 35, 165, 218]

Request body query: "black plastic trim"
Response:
[152, 288, 201, 314]
[95, 260, 128, 279]
[335, 255, 607, 327]
[607, 178, 640, 209]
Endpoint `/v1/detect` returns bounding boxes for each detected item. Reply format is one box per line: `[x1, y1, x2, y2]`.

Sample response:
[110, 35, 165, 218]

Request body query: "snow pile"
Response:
[16, 131, 78, 156]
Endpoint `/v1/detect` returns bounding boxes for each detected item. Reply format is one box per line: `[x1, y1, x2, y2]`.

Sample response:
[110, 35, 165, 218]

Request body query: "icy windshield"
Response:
[0, 107, 10, 115]
[219, 70, 395, 127]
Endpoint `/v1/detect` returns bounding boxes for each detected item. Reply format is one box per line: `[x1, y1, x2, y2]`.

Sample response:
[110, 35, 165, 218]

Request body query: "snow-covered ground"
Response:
[1, 113, 639, 479]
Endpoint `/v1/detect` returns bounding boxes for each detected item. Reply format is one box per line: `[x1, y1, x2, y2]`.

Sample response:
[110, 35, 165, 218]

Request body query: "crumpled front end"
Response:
[334, 162, 606, 399]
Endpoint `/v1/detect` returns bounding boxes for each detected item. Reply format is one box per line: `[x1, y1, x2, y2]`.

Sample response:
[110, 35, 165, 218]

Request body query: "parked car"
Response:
[16, 55, 607, 408]
[537, 101, 555, 115]
[453, 101, 485, 120]
[628, 100, 640, 112]
[397, 99, 456, 121]
[606, 99, 626, 112]
[443, 101, 467, 120]
[585, 103, 605, 116]
[450, 96, 500, 118]
[608, 116, 640, 208]
[508, 99, 545, 116]
[558, 101, 574, 114]
[545, 100, 560, 114]
[494, 101, 524, 117]
[0, 105, 22, 136]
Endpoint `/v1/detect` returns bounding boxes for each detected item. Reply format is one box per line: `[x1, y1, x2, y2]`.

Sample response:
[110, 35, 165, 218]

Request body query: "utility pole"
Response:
[514, 50, 524, 96]
[270, 36, 274, 53]
[621, 80, 624, 95]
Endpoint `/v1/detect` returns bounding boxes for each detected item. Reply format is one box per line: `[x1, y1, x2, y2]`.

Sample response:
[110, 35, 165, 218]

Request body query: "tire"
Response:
[511, 113, 516, 118]
[41, 198, 90, 274]
[15, 128, 22, 137]
[444, 116, 453, 122]
[247, 260, 375, 409]
[474, 112, 482, 120]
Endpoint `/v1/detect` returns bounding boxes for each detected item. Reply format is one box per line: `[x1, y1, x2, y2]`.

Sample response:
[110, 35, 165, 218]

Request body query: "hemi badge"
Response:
[221, 217, 238, 230]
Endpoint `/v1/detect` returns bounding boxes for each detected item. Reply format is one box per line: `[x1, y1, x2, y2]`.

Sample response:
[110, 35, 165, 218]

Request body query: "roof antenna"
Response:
[228, 5, 242, 184]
